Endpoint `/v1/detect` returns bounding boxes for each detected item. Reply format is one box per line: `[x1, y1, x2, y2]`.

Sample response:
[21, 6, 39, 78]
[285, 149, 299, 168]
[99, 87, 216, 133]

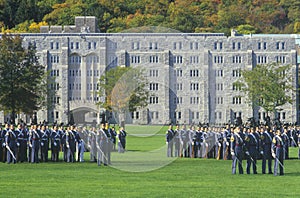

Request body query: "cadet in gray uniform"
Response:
[88, 127, 97, 162]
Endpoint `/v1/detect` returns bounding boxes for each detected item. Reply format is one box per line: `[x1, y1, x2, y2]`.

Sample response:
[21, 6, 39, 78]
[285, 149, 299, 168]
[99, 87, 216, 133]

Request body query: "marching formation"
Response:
[0, 122, 127, 166]
[166, 123, 300, 176]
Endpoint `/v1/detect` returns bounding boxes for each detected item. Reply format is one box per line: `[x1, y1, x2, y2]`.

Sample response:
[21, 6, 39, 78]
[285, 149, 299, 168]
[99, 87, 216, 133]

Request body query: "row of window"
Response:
[68, 83, 99, 91]
[213, 55, 287, 64]
[69, 97, 99, 101]
[68, 70, 101, 77]
[49, 40, 287, 52]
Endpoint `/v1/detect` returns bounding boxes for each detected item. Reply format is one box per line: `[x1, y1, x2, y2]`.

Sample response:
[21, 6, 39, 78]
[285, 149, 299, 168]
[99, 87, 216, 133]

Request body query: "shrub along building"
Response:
[1, 16, 299, 126]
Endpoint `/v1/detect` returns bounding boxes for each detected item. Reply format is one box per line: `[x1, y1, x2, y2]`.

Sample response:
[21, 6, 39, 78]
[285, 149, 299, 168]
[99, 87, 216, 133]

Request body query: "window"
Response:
[175, 83, 183, 90]
[174, 97, 183, 104]
[216, 97, 223, 104]
[175, 69, 183, 77]
[50, 55, 60, 63]
[150, 55, 159, 63]
[232, 84, 242, 91]
[190, 83, 199, 91]
[173, 55, 183, 64]
[131, 55, 141, 64]
[257, 56, 267, 64]
[76, 42, 80, 49]
[190, 97, 199, 104]
[216, 70, 223, 77]
[190, 56, 199, 64]
[214, 56, 223, 63]
[232, 96, 242, 104]
[50, 42, 54, 49]
[232, 55, 242, 63]
[149, 83, 159, 91]
[190, 70, 199, 77]
[216, 83, 223, 91]
[149, 96, 159, 104]
[232, 69, 241, 77]
[149, 70, 159, 77]
[276, 56, 286, 63]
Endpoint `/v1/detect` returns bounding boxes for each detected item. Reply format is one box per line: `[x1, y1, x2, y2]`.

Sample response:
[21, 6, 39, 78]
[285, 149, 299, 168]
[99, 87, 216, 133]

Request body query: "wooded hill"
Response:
[1, 0, 300, 35]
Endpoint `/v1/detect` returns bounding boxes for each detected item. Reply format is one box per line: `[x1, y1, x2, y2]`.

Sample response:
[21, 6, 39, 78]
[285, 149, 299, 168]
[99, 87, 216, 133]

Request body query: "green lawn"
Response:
[0, 125, 299, 197]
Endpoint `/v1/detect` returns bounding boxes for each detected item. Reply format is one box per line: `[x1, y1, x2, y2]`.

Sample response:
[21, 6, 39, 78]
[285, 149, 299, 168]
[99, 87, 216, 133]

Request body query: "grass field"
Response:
[0, 125, 299, 197]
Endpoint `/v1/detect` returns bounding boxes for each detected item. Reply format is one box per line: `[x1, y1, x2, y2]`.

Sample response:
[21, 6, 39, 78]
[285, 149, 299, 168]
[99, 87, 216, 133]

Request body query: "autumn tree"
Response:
[0, 34, 47, 124]
[235, 63, 295, 123]
[97, 66, 148, 127]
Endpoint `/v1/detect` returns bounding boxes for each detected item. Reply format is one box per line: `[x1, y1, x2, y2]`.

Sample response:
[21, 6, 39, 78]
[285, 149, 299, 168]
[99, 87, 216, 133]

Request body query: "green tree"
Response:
[0, 34, 47, 124]
[97, 66, 148, 126]
[235, 63, 295, 120]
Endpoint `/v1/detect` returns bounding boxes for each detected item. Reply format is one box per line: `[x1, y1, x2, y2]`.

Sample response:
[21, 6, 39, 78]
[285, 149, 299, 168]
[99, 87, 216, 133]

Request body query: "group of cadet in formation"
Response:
[0, 122, 127, 166]
[165, 123, 300, 176]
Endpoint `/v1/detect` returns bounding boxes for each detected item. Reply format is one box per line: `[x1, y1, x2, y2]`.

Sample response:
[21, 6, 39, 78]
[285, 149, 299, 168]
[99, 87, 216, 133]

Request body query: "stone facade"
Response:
[1, 17, 298, 125]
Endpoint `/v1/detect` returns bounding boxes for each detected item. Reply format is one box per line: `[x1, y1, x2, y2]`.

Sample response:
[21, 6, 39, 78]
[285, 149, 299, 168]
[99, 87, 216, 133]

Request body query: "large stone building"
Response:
[1, 16, 299, 126]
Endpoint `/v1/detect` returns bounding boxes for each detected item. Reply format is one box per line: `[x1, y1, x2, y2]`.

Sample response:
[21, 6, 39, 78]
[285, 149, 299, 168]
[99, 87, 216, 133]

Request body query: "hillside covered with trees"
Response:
[1, 0, 300, 35]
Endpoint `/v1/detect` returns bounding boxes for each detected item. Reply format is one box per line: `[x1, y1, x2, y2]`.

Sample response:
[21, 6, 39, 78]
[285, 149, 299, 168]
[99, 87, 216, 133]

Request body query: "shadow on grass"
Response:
[284, 172, 300, 176]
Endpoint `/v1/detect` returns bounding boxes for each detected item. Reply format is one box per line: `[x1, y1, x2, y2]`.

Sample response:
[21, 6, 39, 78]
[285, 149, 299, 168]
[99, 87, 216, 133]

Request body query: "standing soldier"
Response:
[231, 127, 246, 174]
[50, 125, 61, 162]
[173, 125, 181, 157]
[272, 129, 284, 176]
[187, 126, 195, 158]
[281, 128, 289, 159]
[223, 125, 231, 160]
[105, 123, 113, 165]
[76, 127, 85, 162]
[260, 126, 273, 174]
[193, 126, 201, 158]
[40, 125, 49, 162]
[110, 126, 117, 151]
[88, 127, 97, 162]
[179, 125, 188, 157]
[1, 123, 10, 162]
[118, 126, 127, 153]
[245, 127, 258, 174]
[16, 124, 28, 162]
[166, 124, 174, 157]
[97, 123, 109, 166]
[28, 124, 41, 163]
[5, 124, 17, 164]
[66, 126, 76, 163]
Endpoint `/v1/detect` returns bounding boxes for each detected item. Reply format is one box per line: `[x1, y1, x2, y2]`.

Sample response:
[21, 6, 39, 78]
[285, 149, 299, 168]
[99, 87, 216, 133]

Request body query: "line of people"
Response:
[0, 122, 127, 165]
[166, 123, 300, 176]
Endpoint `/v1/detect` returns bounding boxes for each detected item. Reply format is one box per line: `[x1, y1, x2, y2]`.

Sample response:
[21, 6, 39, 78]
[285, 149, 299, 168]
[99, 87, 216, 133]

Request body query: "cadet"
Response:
[272, 129, 284, 176]
[281, 128, 289, 159]
[40, 125, 49, 162]
[173, 125, 181, 157]
[223, 125, 231, 160]
[166, 124, 174, 157]
[245, 128, 258, 174]
[97, 123, 109, 166]
[110, 126, 117, 151]
[16, 124, 28, 162]
[118, 126, 127, 153]
[76, 127, 85, 162]
[260, 126, 273, 174]
[187, 126, 195, 158]
[5, 124, 17, 164]
[179, 125, 188, 157]
[231, 127, 246, 174]
[28, 124, 41, 163]
[88, 127, 97, 162]
[105, 123, 113, 165]
[66, 126, 76, 163]
[50, 125, 61, 162]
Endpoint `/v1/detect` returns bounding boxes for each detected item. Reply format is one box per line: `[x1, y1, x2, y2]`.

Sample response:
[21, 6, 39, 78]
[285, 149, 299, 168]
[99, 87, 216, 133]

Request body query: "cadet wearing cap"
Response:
[231, 127, 246, 174]
[272, 129, 284, 176]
